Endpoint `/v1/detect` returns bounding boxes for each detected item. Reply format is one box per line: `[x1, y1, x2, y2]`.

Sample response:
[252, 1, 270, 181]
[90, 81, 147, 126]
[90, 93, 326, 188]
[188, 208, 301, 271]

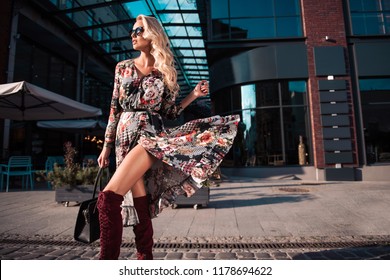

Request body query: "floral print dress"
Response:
[104, 59, 239, 219]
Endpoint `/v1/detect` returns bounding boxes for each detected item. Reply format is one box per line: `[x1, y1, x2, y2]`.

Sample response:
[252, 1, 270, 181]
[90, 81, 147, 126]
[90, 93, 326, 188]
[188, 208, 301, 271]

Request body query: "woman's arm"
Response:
[161, 80, 209, 120]
[179, 80, 209, 110]
[103, 63, 123, 148]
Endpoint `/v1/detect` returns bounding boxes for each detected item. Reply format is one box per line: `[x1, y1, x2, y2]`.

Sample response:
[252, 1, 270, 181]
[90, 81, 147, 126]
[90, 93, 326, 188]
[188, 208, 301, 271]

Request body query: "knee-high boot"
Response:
[97, 190, 124, 260]
[133, 196, 154, 260]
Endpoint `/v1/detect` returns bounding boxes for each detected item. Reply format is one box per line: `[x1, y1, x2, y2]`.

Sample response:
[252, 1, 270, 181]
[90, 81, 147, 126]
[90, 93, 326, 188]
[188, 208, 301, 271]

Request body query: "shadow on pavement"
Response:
[291, 246, 390, 260]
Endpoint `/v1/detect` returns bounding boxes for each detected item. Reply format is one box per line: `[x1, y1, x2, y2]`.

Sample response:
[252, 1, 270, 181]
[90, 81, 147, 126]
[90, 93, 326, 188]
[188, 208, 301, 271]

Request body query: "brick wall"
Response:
[301, 0, 358, 168]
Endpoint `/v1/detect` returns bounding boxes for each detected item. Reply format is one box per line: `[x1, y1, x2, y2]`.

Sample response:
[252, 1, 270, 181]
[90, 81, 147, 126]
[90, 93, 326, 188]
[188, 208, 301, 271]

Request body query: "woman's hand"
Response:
[193, 80, 209, 98]
[98, 146, 111, 168]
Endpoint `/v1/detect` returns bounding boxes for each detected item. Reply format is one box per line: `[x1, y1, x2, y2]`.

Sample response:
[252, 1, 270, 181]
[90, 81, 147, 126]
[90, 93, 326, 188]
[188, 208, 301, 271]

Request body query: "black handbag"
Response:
[73, 168, 105, 244]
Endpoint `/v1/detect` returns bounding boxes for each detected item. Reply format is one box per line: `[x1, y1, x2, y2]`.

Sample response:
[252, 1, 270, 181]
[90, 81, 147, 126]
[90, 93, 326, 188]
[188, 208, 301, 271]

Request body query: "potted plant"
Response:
[171, 168, 221, 210]
[39, 142, 104, 206]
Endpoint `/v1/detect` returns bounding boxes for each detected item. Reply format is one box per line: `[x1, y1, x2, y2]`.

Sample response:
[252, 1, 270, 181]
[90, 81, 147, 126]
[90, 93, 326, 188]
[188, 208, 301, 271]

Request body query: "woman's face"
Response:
[130, 19, 150, 51]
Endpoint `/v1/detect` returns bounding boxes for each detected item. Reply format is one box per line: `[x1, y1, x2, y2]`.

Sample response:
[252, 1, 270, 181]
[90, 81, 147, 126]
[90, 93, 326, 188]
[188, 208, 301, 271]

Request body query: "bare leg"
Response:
[132, 177, 147, 198]
[98, 144, 156, 259]
[104, 144, 157, 195]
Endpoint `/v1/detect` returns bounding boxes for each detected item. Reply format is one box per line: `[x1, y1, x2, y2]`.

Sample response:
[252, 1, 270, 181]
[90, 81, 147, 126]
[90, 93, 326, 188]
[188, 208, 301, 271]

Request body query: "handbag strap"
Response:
[92, 167, 104, 199]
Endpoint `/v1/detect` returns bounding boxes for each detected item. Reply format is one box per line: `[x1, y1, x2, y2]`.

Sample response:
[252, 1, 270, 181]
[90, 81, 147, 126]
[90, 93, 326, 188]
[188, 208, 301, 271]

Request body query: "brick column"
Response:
[301, 0, 358, 168]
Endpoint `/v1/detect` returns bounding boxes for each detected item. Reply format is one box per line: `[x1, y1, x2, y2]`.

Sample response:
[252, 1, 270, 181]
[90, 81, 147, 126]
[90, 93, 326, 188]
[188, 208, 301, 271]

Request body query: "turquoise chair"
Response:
[0, 164, 4, 190]
[82, 155, 97, 168]
[45, 156, 65, 189]
[0, 156, 34, 192]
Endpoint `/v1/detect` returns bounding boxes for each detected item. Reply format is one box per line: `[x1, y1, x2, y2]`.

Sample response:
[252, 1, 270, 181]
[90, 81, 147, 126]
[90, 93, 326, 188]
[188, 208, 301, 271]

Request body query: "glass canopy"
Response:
[46, 0, 208, 95]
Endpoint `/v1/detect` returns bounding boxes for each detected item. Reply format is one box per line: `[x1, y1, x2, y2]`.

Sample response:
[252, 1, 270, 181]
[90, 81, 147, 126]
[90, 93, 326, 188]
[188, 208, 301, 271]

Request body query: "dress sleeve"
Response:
[104, 63, 122, 148]
[160, 87, 184, 120]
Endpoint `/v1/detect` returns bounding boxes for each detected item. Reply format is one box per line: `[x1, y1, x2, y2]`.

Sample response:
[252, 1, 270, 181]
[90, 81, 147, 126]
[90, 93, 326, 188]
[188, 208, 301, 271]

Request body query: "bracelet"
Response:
[104, 142, 114, 148]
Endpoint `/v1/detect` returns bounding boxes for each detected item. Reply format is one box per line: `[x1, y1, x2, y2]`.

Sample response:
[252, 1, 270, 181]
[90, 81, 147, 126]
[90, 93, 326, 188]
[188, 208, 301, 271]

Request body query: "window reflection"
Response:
[275, 0, 301, 16]
[212, 19, 230, 40]
[230, 0, 273, 17]
[241, 85, 257, 166]
[214, 80, 309, 167]
[210, 0, 303, 40]
[211, 0, 229, 19]
[230, 18, 275, 39]
[349, 0, 390, 35]
[276, 17, 303, 37]
[282, 81, 307, 105]
[256, 82, 279, 107]
[360, 78, 390, 163]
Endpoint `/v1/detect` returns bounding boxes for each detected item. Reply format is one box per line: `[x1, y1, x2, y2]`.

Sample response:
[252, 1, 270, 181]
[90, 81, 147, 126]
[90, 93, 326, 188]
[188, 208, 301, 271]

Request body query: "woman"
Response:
[97, 14, 239, 260]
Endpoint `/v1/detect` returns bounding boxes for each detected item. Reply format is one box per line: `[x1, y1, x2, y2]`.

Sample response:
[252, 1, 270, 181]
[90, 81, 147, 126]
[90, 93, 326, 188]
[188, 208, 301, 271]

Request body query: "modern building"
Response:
[1, 0, 389, 180]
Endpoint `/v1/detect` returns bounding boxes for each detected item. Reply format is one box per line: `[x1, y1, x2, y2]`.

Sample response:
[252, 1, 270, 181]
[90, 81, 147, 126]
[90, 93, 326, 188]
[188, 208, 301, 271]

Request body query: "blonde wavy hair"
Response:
[137, 15, 179, 93]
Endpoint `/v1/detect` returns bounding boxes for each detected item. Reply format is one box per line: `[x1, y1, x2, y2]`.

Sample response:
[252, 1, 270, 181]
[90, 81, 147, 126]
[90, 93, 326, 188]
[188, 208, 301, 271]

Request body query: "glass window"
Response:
[84, 77, 111, 118]
[350, 0, 381, 11]
[160, 13, 184, 24]
[283, 106, 309, 165]
[255, 108, 283, 166]
[349, 0, 390, 35]
[152, 0, 178, 10]
[171, 39, 191, 48]
[282, 81, 307, 105]
[231, 18, 275, 39]
[212, 19, 230, 40]
[210, 0, 303, 40]
[86, 12, 95, 38]
[14, 38, 77, 99]
[186, 26, 202, 37]
[360, 78, 390, 163]
[352, 13, 386, 34]
[63, 64, 76, 100]
[214, 80, 310, 167]
[177, 0, 197, 10]
[211, 0, 229, 19]
[31, 48, 50, 89]
[123, 1, 150, 16]
[231, 85, 243, 111]
[275, 0, 301, 16]
[256, 82, 279, 107]
[164, 26, 184, 37]
[230, 0, 273, 18]
[276, 17, 303, 37]
[13, 38, 33, 82]
[48, 56, 64, 96]
[213, 88, 232, 115]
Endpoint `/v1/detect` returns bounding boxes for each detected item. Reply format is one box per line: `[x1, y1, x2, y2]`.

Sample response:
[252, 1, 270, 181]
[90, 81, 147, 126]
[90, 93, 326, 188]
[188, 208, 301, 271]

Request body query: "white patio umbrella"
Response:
[0, 81, 102, 120]
[37, 119, 107, 135]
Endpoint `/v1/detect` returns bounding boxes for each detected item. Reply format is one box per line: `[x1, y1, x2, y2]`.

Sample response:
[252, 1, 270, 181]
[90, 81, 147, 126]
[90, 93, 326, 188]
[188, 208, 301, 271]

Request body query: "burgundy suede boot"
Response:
[97, 190, 124, 260]
[133, 196, 154, 260]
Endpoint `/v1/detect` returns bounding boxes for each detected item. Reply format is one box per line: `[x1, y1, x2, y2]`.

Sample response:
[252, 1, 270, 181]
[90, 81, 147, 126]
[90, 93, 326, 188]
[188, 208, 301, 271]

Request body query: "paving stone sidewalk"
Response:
[1, 177, 390, 260]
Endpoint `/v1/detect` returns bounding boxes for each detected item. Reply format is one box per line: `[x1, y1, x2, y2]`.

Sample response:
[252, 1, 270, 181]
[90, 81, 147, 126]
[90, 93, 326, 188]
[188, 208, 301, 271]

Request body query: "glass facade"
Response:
[13, 37, 77, 99]
[210, 0, 303, 40]
[213, 80, 310, 167]
[48, 0, 209, 92]
[360, 78, 390, 163]
[13, 35, 112, 115]
[10, 35, 111, 159]
[349, 0, 390, 35]
[5, 0, 212, 159]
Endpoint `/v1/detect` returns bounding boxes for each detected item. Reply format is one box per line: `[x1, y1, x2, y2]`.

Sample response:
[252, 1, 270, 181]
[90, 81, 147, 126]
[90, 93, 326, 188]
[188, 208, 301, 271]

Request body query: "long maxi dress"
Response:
[104, 59, 240, 220]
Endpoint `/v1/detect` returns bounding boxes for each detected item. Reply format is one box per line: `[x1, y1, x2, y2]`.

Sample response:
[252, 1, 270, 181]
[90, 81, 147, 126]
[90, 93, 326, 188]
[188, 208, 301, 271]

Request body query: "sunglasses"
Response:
[130, 26, 144, 38]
